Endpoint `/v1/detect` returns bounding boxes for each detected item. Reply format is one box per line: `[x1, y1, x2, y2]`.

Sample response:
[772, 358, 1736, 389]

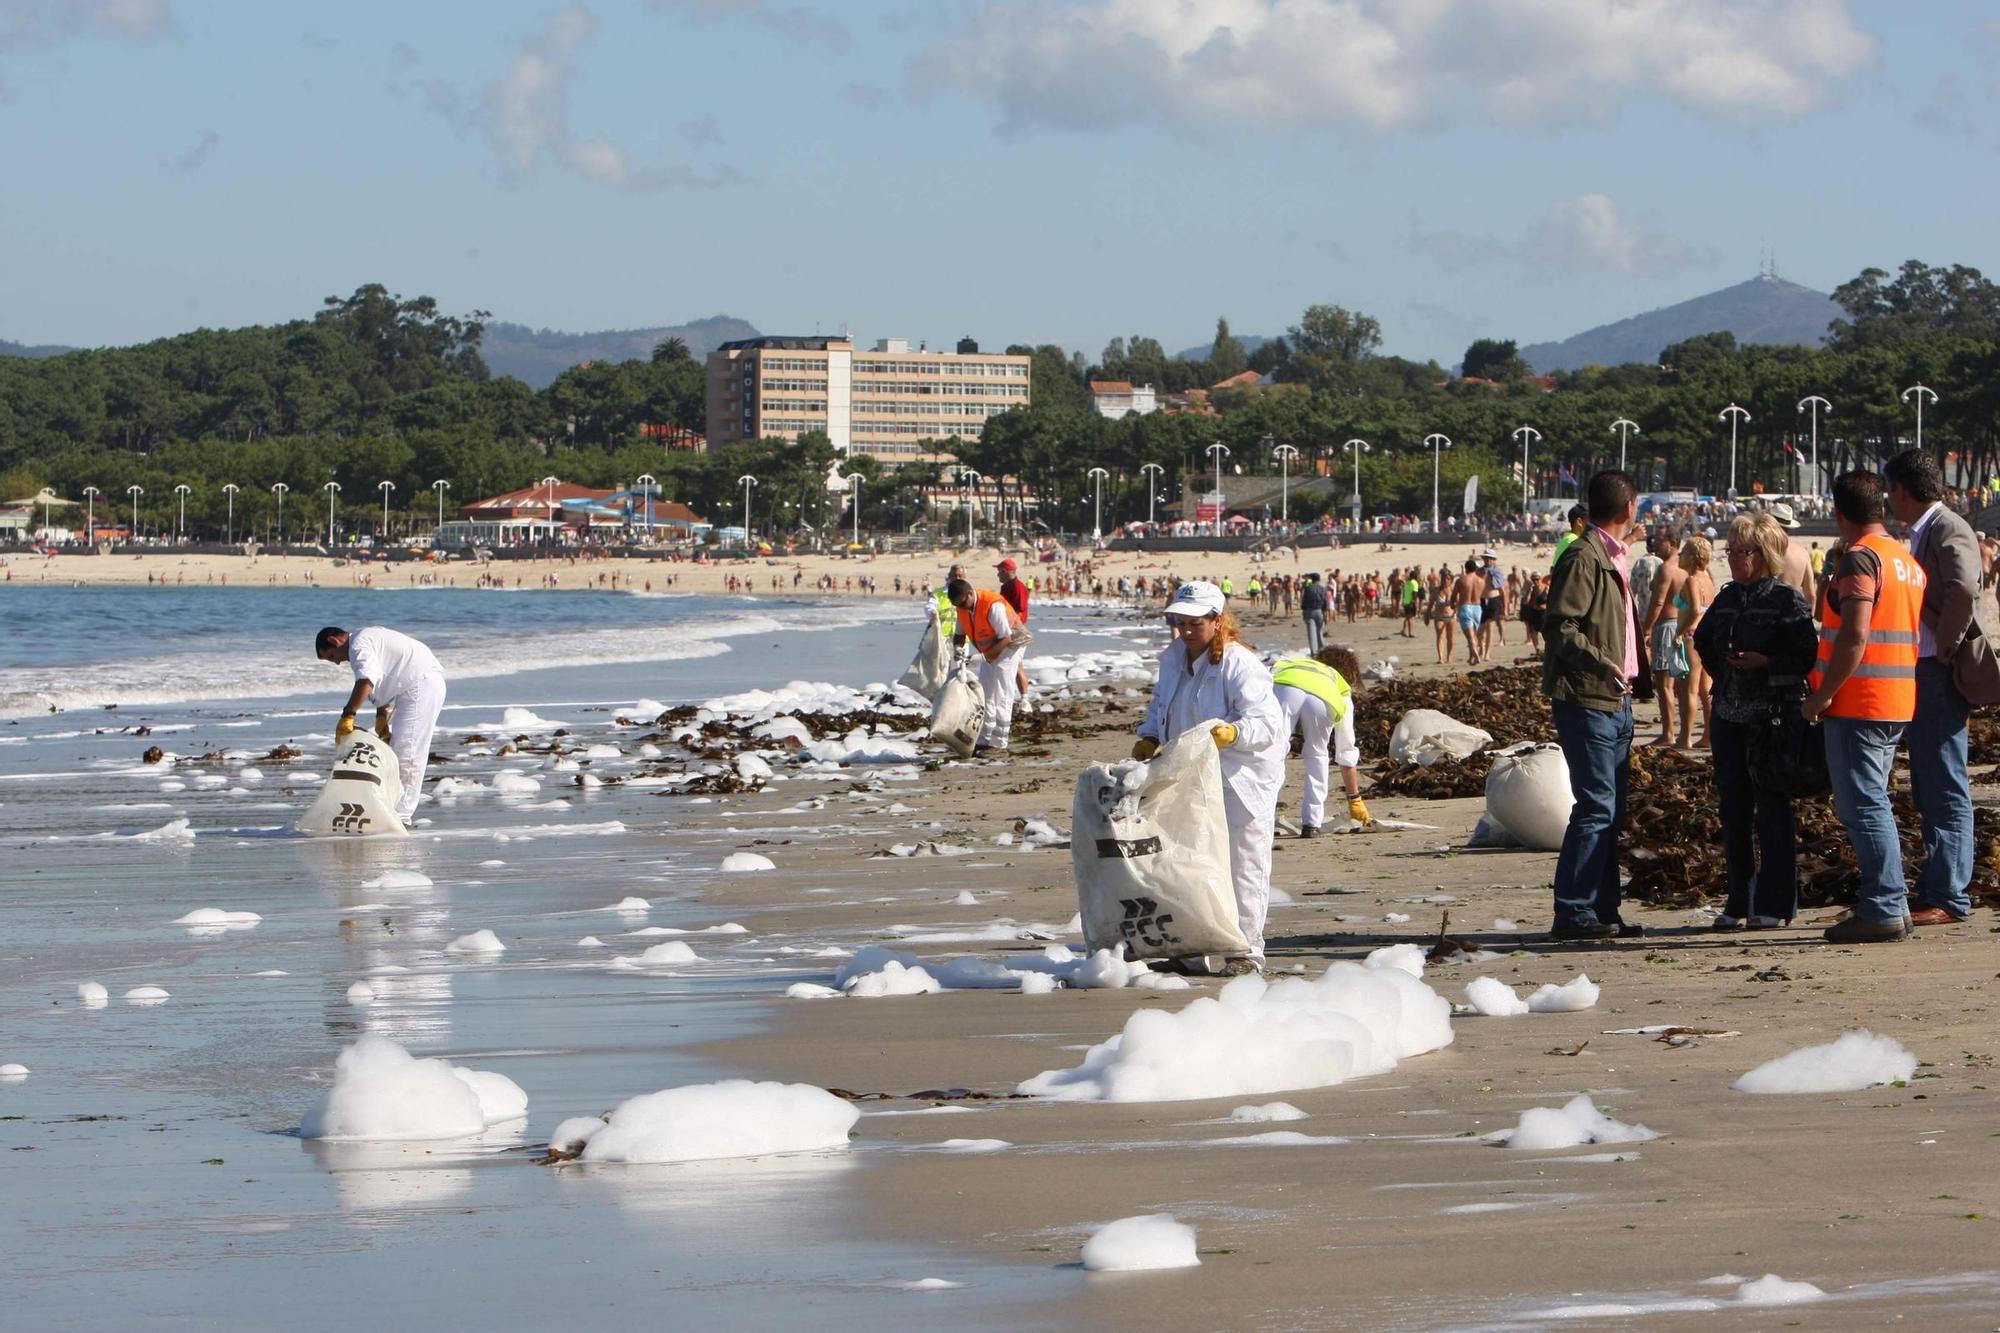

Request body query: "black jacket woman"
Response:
[1691, 513, 1820, 928]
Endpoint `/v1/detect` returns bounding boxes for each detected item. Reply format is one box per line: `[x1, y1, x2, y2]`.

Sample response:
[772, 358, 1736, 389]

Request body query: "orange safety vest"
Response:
[965, 588, 1020, 660]
[1813, 531, 1923, 722]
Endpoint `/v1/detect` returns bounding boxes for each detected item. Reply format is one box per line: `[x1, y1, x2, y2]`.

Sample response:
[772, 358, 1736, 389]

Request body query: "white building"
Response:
[1088, 380, 1158, 419]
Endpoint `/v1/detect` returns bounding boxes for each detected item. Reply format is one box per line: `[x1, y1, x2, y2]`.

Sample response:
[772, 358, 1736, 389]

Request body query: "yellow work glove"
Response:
[1211, 723, 1238, 749]
[1130, 737, 1160, 760]
[334, 714, 357, 741]
[374, 710, 392, 741]
[1348, 796, 1373, 826]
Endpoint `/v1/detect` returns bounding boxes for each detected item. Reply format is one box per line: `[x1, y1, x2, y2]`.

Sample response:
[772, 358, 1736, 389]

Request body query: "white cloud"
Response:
[925, 0, 1875, 137]
[1407, 193, 1714, 276]
[394, 7, 736, 192]
[0, 0, 171, 48]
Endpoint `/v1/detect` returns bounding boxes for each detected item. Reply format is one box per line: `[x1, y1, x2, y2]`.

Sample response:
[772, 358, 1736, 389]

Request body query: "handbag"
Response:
[1747, 696, 1829, 798]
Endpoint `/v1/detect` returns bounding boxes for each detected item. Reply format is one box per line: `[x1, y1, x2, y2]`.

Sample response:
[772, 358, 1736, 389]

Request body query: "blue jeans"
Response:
[1822, 716, 1908, 925]
[1303, 612, 1324, 654]
[1906, 660, 1973, 918]
[1551, 698, 1632, 927]
[1709, 718, 1797, 920]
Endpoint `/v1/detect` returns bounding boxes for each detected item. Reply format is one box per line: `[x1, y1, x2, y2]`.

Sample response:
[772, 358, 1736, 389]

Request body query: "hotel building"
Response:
[705, 336, 1031, 465]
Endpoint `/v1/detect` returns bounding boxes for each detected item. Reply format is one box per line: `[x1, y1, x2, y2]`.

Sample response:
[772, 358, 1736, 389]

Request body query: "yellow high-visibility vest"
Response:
[1271, 656, 1353, 724]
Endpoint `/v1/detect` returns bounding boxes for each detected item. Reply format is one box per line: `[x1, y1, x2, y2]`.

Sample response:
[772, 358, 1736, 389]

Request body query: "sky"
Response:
[2, 0, 1996, 365]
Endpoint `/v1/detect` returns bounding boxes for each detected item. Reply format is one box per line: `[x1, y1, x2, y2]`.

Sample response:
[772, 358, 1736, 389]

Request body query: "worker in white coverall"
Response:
[315, 625, 447, 826]
[947, 577, 1028, 753]
[1271, 650, 1371, 838]
[1132, 580, 1286, 973]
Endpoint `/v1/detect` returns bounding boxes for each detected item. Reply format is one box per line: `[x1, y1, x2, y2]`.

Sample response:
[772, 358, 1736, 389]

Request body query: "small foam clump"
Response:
[843, 960, 941, 997]
[1731, 1030, 1917, 1094]
[346, 981, 375, 1005]
[1526, 973, 1599, 1012]
[629, 941, 700, 966]
[77, 982, 109, 1007]
[0, 1063, 28, 1080]
[1080, 1214, 1201, 1272]
[1464, 976, 1531, 1017]
[786, 982, 842, 999]
[1499, 1094, 1656, 1150]
[301, 1035, 526, 1140]
[1228, 1102, 1308, 1123]
[721, 852, 776, 873]
[578, 1080, 859, 1164]
[499, 706, 557, 731]
[445, 929, 506, 954]
[1734, 1274, 1826, 1306]
[124, 986, 171, 1005]
[1020, 956, 1453, 1102]
[602, 897, 650, 913]
[174, 908, 261, 928]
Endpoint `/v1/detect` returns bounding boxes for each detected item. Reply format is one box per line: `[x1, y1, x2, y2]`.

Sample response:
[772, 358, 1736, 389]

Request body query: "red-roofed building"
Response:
[1090, 380, 1158, 419]
[459, 480, 611, 522]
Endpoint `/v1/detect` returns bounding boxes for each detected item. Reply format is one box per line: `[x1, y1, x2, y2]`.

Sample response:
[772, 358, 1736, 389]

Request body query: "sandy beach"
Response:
[3, 580, 1994, 1329]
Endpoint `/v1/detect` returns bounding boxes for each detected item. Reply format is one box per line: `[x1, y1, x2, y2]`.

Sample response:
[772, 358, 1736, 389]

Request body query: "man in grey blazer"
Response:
[1884, 449, 1980, 924]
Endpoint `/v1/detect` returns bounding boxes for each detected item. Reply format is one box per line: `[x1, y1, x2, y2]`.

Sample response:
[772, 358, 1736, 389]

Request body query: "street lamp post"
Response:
[1719, 403, 1751, 499]
[1342, 438, 1368, 527]
[1796, 396, 1831, 501]
[83, 485, 100, 545]
[173, 483, 191, 543]
[1512, 425, 1542, 517]
[1271, 443, 1300, 525]
[1902, 384, 1938, 452]
[222, 483, 239, 546]
[378, 481, 395, 542]
[322, 480, 342, 548]
[1086, 466, 1109, 539]
[1139, 463, 1164, 529]
[270, 482, 289, 550]
[1424, 434, 1452, 533]
[127, 485, 143, 544]
[432, 479, 450, 537]
[632, 474, 653, 542]
[738, 474, 757, 550]
[1610, 418, 1640, 475]
[1204, 442, 1230, 537]
[539, 475, 560, 553]
[962, 469, 983, 549]
[850, 472, 862, 548]
[36, 487, 54, 536]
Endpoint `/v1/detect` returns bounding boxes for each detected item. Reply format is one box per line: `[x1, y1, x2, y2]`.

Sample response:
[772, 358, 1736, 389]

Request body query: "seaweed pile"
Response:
[1359, 667, 2000, 912]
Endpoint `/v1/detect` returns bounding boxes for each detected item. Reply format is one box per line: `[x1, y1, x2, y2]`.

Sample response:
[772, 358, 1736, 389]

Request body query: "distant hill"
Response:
[480, 315, 759, 388]
[1520, 276, 1841, 373]
[1, 337, 76, 359]
[1175, 334, 1273, 362]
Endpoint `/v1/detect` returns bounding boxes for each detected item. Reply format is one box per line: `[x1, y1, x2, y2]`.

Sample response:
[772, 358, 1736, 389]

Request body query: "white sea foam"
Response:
[720, 852, 775, 873]
[1080, 1215, 1200, 1271]
[300, 1035, 526, 1141]
[1526, 974, 1600, 1012]
[1498, 1095, 1656, 1150]
[445, 929, 506, 954]
[1464, 976, 1531, 1017]
[577, 1080, 859, 1164]
[1731, 1030, 1917, 1094]
[360, 870, 432, 890]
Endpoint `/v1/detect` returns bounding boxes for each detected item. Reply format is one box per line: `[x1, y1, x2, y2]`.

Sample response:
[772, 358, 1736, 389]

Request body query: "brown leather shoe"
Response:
[1907, 906, 1966, 927]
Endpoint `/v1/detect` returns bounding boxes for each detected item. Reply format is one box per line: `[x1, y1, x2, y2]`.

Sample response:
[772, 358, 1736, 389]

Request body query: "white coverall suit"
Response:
[1272, 658, 1360, 830]
[1139, 641, 1286, 956]
[347, 626, 447, 823]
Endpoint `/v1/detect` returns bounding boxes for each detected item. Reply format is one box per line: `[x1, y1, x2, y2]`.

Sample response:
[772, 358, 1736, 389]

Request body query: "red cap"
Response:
[996, 559, 1017, 574]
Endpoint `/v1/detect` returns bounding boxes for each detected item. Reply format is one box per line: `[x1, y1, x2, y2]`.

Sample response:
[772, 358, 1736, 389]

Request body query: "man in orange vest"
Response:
[947, 577, 1027, 754]
[1801, 470, 1925, 943]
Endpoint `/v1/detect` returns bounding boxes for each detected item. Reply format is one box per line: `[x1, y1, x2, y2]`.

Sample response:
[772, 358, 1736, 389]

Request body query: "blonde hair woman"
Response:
[1673, 535, 1717, 748]
[1132, 580, 1286, 973]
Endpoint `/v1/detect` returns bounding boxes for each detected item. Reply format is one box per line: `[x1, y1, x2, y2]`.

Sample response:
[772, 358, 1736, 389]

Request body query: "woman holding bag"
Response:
[1691, 514, 1818, 928]
[1133, 580, 1286, 972]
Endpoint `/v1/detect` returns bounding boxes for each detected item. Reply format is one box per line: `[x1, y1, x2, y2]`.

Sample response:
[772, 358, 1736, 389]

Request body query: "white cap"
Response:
[1768, 501, 1799, 529]
[1164, 580, 1226, 618]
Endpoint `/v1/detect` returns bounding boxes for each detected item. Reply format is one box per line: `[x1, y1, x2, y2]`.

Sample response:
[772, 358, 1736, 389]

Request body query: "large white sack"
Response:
[896, 615, 952, 700]
[1072, 719, 1249, 961]
[928, 660, 985, 758]
[1388, 709, 1493, 766]
[296, 731, 408, 837]
[1483, 742, 1573, 851]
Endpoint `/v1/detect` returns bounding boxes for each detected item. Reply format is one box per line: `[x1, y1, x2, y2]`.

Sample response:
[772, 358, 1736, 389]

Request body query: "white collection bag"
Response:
[296, 731, 409, 837]
[928, 659, 986, 758]
[1071, 720, 1249, 961]
[1479, 741, 1574, 851]
[1388, 708, 1493, 766]
[896, 615, 951, 700]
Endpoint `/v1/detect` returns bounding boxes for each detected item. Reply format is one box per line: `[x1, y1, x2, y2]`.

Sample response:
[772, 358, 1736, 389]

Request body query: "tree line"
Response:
[3, 263, 1998, 540]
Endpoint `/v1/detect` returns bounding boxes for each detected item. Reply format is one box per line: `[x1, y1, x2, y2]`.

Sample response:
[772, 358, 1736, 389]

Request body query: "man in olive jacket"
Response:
[1541, 470, 1653, 941]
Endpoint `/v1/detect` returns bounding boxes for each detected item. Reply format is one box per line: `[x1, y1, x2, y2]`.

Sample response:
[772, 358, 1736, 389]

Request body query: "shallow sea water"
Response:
[0, 587, 1127, 1328]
